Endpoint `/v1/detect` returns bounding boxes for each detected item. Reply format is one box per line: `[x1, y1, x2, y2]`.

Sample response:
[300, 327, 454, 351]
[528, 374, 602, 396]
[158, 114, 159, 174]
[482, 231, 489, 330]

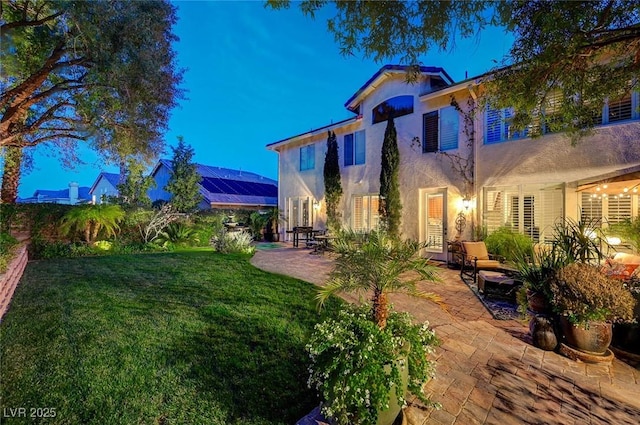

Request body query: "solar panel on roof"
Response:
[200, 177, 277, 197]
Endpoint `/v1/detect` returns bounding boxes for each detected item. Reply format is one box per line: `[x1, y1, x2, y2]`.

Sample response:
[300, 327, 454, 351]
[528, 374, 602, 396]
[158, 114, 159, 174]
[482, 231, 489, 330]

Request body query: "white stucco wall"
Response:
[271, 69, 640, 260]
[273, 74, 472, 260]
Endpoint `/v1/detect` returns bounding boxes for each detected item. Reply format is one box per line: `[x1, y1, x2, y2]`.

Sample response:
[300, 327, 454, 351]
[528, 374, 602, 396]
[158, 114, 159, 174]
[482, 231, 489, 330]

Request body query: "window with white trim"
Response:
[344, 130, 366, 166]
[299, 144, 315, 171]
[581, 192, 632, 225]
[352, 194, 380, 232]
[422, 106, 459, 152]
[484, 185, 563, 242]
[484, 107, 529, 144]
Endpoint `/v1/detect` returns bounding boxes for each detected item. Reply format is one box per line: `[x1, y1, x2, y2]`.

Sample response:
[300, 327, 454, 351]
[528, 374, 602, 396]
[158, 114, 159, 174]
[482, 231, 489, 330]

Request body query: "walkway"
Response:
[251, 244, 640, 425]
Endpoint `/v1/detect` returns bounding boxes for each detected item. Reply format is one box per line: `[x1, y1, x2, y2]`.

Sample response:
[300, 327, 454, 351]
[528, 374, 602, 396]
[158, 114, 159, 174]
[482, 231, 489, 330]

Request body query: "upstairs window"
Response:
[485, 107, 528, 144]
[344, 130, 366, 166]
[607, 93, 634, 123]
[372, 95, 414, 124]
[422, 106, 459, 153]
[299, 144, 315, 171]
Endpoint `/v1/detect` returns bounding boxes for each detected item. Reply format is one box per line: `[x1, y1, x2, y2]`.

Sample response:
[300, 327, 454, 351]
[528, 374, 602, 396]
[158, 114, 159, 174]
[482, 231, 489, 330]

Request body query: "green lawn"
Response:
[0, 250, 338, 424]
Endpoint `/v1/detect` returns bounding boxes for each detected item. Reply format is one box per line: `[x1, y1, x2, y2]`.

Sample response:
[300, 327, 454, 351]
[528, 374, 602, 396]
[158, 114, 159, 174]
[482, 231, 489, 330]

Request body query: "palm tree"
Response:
[60, 204, 125, 244]
[317, 229, 442, 329]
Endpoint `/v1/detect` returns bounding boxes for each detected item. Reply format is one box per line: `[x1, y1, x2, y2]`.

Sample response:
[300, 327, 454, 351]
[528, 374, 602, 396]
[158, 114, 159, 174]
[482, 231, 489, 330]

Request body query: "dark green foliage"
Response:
[249, 211, 268, 240]
[60, 204, 125, 244]
[0, 203, 72, 241]
[323, 131, 343, 231]
[154, 222, 201, 249]
[379, 117, 402, 238]
[608, 216, 640, 252]
[0, 232, 19, 273]
[1, 0, 183, 168]
[0, 251, 341, 424]
[483, 226, 534, 262]
[269, 1, 640, 142]
[116, 159, 155, 208]
[551, 218, 606, 264]
[165, 137, 202, 213]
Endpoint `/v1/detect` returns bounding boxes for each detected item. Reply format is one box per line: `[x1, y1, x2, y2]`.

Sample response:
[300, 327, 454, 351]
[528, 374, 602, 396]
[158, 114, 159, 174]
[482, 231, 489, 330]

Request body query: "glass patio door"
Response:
[423, 190, 446, 253]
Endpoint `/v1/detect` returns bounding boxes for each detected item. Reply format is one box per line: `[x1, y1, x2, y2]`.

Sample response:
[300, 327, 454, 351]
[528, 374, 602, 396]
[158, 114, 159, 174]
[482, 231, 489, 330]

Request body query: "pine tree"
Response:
[165, 137, 201, 213]
[379, 117, 402, 238]
[323, 131, 343, 231]
[116, 158, 155, 208]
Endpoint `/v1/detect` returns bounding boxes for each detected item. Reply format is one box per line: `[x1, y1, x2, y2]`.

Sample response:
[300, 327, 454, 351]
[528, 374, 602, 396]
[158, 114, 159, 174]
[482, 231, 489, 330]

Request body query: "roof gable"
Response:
[344, 64, 454, 112]
[90, 172, 120, 194]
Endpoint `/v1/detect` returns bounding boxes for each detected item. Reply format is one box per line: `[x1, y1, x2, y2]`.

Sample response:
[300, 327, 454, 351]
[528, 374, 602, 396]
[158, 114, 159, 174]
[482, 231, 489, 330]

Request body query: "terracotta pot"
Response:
[559, 316, 612, 355]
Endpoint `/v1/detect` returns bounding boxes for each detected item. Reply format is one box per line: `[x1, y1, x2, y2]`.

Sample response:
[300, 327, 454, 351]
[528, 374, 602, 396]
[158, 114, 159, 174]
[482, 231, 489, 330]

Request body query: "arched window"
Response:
[372, 95, 414, 124]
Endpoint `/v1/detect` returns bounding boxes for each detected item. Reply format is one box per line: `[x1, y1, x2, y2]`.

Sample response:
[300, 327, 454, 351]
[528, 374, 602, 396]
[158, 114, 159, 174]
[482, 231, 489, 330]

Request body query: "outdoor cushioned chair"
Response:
[460, 241, 503, 284]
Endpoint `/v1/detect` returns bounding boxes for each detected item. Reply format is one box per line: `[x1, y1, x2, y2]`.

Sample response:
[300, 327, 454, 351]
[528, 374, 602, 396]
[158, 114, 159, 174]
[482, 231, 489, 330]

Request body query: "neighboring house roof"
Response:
[152, 159, 278, 207]
[89, 172, 120, 194]
[344, 64, 454, 112]
[19, 186, 92, 204]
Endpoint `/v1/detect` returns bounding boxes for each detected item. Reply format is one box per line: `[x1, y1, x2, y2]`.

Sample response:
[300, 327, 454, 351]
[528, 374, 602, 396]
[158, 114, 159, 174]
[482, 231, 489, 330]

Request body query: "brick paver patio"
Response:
[251, 243, 640, 425]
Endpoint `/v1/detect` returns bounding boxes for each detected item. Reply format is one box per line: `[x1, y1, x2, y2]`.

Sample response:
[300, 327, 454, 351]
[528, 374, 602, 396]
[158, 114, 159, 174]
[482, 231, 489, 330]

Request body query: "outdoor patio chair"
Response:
[460, 241, 503, 284]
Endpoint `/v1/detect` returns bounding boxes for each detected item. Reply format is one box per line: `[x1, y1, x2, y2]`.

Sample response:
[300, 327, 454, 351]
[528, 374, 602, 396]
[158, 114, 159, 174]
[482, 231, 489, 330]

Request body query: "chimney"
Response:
[69, 182, 79, 204]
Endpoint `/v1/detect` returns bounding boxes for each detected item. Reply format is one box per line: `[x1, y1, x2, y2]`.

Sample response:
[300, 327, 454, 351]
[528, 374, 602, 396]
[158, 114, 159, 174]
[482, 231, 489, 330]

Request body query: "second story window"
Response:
[485, 106, 529, 144]
[422, 106, 459, 153]
[299, 144, 315, 171]
[372, 95, 414, 124]
[344, 130, 366, 166]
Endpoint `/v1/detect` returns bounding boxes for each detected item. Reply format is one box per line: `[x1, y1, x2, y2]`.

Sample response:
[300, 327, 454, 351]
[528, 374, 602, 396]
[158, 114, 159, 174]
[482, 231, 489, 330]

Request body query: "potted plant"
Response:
[308, 229, 442, 425]
[612, 278, 640, 357]
[248, 211, 267, 241]
[513, 244, 567, 315]
[549, 263, 636, 355]
[264, 207, 282, 242]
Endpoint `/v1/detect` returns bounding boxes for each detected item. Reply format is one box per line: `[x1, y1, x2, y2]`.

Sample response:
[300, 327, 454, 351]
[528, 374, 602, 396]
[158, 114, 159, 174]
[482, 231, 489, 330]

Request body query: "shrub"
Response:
[0, 232, 19, 273]
[60, 204, 125, 244]
[550, 263, 636, 325]
[154, 222, 201, 250]
[307, 304, 439, 425]
[210, 228, 255, 254]
[484, 226, 534, 262]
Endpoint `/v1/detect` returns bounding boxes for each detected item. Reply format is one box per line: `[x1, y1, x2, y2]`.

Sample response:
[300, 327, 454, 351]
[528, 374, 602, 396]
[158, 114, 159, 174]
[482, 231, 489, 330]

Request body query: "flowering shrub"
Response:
[550, 263, 636, 325]
[307, 304, 439, 425]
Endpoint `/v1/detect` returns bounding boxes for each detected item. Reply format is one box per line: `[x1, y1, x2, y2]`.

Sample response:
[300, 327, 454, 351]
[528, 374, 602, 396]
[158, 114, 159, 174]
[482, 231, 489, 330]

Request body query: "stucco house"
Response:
[89, 172, 120, 204]
[267, 64, 640, 262]
[148, 159, 277, 210]
[19, 182, 92, 205]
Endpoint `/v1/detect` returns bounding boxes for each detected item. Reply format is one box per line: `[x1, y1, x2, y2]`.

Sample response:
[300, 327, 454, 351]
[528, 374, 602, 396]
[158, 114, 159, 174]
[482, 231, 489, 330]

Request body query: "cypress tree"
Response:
[379, 116, 402, 238]
[323, 131, 343, 231]
[165, 136, 202, 213]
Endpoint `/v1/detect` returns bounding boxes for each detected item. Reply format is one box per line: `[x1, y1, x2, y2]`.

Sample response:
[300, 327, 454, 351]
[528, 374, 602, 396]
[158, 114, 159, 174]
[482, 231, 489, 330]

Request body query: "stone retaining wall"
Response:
[0, 245, 28, 321]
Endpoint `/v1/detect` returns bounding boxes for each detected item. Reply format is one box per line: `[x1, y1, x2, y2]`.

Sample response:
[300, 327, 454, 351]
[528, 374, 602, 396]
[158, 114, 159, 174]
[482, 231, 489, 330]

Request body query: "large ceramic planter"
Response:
[376, 354, 409, 425]
[559, 316, 612, 355]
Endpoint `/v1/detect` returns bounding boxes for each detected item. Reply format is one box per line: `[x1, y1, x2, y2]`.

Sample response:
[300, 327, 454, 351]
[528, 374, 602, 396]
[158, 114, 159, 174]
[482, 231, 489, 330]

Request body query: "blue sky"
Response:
[17, 0, 513, 198]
